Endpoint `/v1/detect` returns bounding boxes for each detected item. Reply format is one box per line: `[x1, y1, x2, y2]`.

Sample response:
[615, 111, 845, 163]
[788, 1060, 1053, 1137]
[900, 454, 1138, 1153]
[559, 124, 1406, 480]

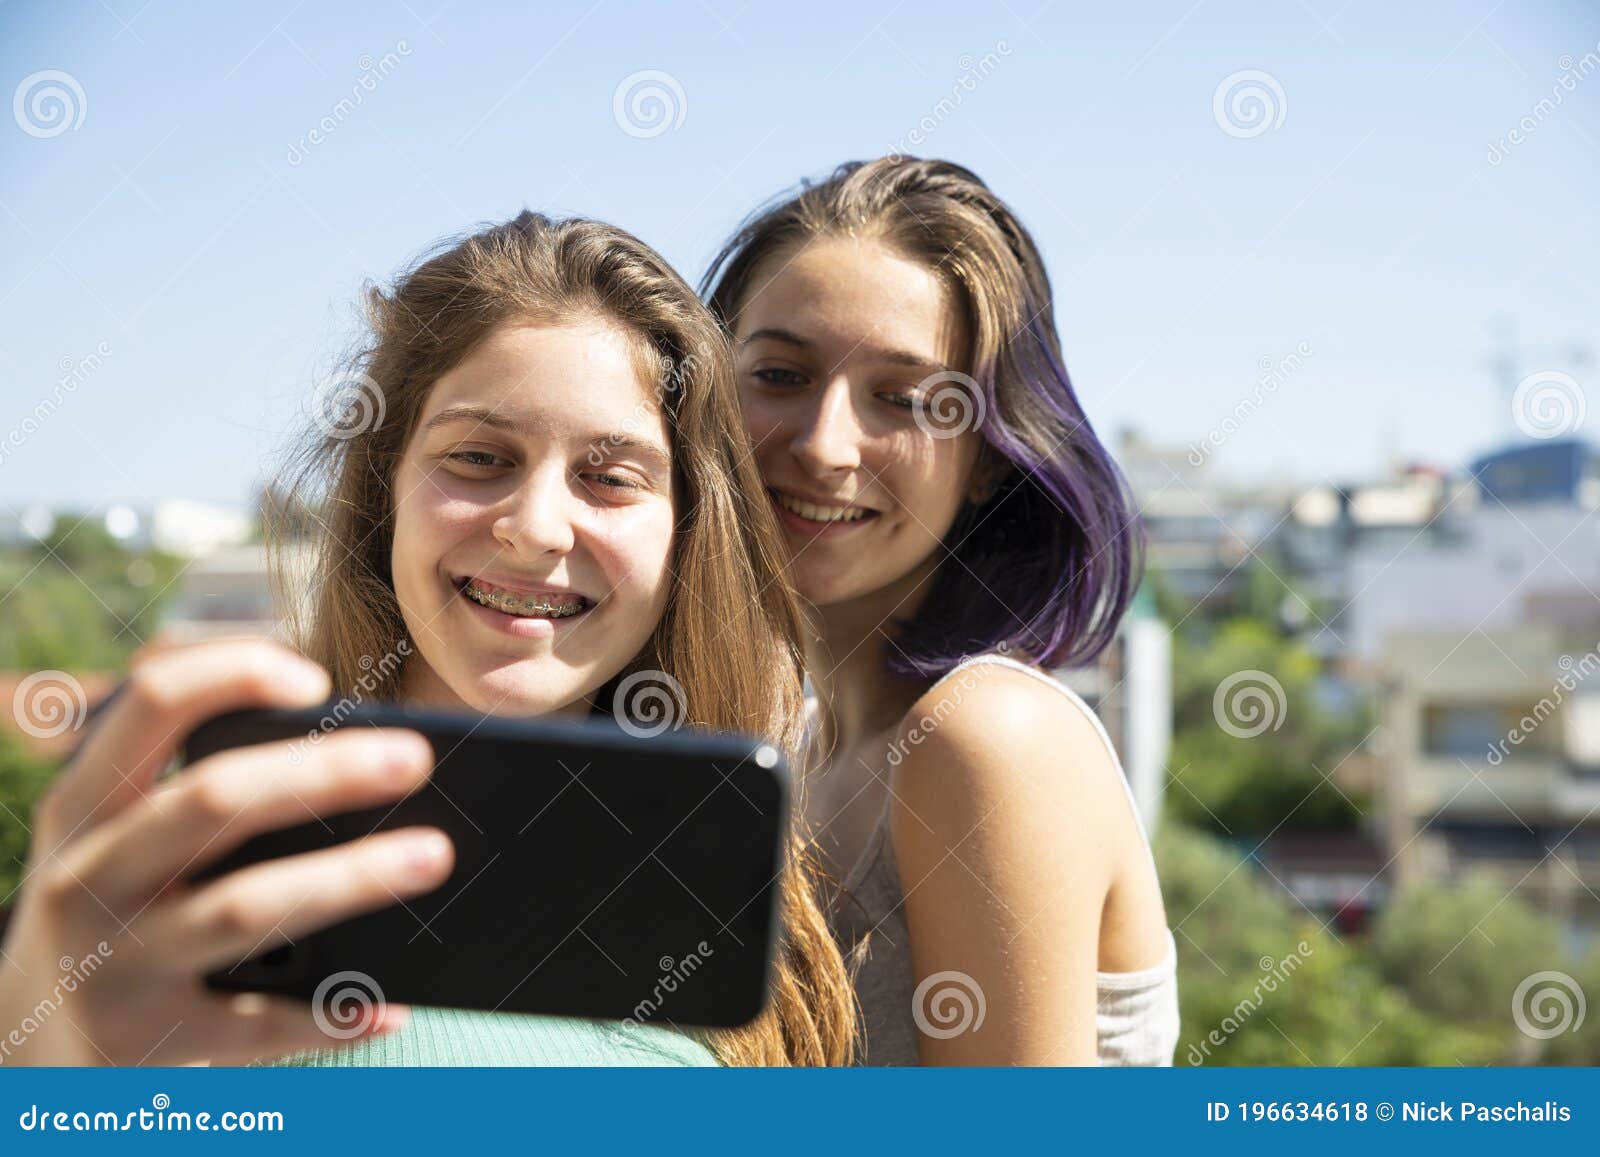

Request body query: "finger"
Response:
[73, 728, 435, 907]
[39, 639, 332, 849]
[152, 825, 454, 973]
[151, 992, 412, 1067]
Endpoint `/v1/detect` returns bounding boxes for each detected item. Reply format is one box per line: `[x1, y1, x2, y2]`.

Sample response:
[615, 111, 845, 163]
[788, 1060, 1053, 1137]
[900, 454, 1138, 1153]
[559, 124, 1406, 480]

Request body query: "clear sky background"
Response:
[2, 0, 1597, 511]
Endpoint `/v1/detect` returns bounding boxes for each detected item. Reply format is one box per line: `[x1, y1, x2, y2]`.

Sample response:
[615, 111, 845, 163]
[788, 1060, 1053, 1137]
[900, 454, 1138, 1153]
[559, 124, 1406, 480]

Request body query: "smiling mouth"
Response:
[770, 488, 879, 525]
[457, 577, 593, 620]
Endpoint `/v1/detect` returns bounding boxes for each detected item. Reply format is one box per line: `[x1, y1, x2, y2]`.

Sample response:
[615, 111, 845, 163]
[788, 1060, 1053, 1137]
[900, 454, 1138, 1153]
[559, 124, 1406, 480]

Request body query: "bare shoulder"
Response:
[887, 663, 1135, 889]
[884, 663, 1147, 1063]
[891, 663, 1125, 803]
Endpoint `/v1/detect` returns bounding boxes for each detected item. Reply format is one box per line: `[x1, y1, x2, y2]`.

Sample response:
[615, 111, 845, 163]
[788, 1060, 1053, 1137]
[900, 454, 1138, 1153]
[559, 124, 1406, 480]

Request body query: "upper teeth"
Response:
[776, 492, 871, 523]
[464, 581, 584, 618]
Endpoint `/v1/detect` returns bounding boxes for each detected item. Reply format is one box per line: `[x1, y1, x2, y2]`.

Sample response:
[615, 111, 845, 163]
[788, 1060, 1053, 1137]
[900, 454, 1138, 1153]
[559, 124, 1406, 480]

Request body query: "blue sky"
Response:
[2, 0, 1597, 510]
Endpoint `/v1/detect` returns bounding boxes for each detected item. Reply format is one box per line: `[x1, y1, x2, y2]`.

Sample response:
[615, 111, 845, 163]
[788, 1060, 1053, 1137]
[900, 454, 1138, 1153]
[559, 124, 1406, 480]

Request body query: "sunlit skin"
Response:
[730, 235, 1173, 1066]
[0, 321, 683, 1066]
[391, 319, 676, 718]
[733, 236, 986, 623]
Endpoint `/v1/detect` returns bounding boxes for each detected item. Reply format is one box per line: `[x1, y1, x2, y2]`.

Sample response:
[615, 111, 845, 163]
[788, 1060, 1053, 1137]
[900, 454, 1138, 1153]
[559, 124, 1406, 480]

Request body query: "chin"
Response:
[450, 663, 583, 717]
[792, 576, 862, 609]
[783, 559, 858, 605]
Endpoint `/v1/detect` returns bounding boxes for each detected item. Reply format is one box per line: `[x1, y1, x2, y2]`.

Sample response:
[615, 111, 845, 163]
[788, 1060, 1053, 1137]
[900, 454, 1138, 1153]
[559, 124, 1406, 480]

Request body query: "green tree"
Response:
[0, 521, 182, 670]
[1155, 821, 1504, 1065]
[1370, 872, 1597, 1063]
[1165, 617, 1367, 833]
[0, 729, 52, 902]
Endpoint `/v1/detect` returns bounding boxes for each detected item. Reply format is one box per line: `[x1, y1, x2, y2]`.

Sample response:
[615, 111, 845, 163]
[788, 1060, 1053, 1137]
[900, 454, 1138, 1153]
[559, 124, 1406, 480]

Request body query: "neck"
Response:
[802, 563, 939, 757]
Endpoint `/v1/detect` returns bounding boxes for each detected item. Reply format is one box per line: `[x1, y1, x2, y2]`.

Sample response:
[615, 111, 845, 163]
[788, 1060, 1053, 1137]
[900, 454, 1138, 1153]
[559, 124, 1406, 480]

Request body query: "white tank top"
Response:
[818, 652, 1181, 1065]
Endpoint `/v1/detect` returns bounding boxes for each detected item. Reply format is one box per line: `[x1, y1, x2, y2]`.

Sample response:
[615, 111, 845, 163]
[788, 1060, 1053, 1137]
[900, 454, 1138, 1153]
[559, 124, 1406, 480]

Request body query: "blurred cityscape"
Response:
[4, 413, 1600, 1065]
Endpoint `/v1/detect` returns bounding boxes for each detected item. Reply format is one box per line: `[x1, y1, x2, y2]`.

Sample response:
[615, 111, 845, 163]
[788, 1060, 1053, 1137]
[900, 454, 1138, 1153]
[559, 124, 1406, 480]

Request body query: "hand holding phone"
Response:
[0, 639, 446, 1066]
[182, 700, 789, 1030]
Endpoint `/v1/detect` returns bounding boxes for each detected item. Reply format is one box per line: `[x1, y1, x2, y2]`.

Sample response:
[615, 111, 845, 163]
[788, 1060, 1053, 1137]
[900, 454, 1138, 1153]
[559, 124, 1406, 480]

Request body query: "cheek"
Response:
[392, 466, 480, 584]
[881, 436, 979, 533]
[590, 504, 676, 603]
[737, 390, 787, 449]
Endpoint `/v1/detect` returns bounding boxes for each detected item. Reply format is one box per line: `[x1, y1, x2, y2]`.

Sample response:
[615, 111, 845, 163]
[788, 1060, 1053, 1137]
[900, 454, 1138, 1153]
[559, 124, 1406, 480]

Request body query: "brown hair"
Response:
[267, 211, 857, 1065]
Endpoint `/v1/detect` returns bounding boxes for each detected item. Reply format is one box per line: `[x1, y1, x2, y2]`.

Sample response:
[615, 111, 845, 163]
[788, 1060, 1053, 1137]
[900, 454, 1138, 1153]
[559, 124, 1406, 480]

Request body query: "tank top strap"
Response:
[926, 651, 1159, 861]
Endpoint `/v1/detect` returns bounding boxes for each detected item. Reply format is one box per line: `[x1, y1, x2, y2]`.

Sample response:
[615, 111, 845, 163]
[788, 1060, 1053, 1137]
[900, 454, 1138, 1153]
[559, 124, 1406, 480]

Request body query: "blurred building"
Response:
[1117, 429, 1289, 611]
[1473, 439, 1600, 507]
[1124, 426, 1600, 936]
[1379, 621, 1600, 939]
[1056, 585, 1170, 834]
[1326, 439, 1600, 938]
[1340, 442, 1600, 668]
[0, 500, 255, 558]
[153, 541, 312, 646]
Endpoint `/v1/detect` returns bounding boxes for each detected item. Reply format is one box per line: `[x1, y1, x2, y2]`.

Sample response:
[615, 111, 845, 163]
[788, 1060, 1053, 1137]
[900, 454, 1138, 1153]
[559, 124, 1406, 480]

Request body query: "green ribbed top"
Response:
[255, 1006, 720, 1067]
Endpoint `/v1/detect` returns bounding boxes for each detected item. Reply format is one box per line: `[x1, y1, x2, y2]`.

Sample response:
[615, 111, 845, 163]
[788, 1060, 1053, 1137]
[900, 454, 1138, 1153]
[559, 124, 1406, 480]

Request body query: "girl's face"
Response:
[390, 318, 676, 717]
[732, 236, 986, 613]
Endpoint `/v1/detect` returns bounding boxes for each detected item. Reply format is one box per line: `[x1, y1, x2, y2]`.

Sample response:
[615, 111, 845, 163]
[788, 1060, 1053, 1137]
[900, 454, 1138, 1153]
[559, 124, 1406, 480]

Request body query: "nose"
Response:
[789, 378, 862, 478]
[492, 464, 577, 559]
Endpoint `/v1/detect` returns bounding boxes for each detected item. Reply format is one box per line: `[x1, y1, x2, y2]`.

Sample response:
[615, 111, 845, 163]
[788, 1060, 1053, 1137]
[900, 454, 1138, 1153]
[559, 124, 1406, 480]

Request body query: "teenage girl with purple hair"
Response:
[704, 157, 1179, 1066]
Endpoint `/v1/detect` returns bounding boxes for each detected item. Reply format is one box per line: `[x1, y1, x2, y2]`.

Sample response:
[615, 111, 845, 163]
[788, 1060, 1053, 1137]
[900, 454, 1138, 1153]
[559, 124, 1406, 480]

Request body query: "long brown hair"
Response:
[267, 210, 857, 1066]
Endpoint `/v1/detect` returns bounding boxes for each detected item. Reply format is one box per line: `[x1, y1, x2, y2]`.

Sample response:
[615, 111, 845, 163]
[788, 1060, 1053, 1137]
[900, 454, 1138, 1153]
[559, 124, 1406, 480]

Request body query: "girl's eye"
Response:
[751, 367, 807, 388]
[882, 393, 921, 411]
[586, 471, 640, 491]
[446, 450, 508, 469]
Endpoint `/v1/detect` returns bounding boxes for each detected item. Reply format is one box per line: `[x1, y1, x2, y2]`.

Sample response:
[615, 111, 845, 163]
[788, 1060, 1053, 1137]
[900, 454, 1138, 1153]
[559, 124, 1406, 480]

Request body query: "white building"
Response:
[157, 541, 314, 645]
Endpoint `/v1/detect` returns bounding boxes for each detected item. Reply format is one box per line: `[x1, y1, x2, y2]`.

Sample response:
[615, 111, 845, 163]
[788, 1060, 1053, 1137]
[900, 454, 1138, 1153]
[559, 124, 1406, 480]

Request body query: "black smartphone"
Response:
[180, 704, 788, 1030]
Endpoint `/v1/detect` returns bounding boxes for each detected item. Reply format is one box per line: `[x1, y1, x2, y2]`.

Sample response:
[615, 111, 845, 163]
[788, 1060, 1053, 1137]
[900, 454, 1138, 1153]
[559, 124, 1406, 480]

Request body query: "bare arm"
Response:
[889, 669, 1137, 1065]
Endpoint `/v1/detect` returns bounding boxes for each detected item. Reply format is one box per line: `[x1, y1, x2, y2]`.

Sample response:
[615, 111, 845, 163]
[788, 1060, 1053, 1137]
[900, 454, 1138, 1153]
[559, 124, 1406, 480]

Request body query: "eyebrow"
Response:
[739, 327, 944, 371]
[423, 404, 673, 474]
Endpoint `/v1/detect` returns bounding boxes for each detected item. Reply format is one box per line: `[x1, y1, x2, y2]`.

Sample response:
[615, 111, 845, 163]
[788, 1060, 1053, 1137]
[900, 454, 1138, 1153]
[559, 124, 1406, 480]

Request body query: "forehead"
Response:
[422, 319, 663, 431]
[737, 236, 967, 364]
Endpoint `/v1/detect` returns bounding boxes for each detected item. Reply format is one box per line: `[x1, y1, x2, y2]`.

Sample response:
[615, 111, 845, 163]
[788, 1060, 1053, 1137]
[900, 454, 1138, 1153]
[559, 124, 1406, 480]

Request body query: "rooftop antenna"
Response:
[1487, 316, 1593, 442]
